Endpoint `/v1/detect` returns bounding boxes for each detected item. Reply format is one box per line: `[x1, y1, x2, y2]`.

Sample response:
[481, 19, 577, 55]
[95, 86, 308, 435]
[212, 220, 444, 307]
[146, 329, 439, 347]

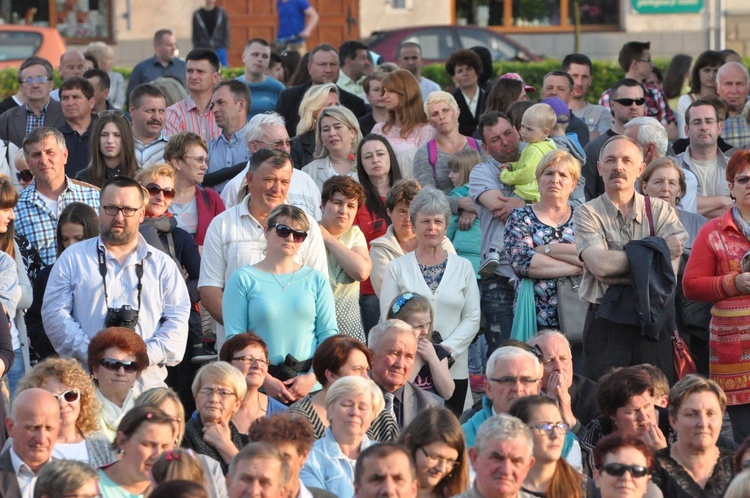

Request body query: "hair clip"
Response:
[391, 292, 414, 316]
[145, 412, 153, 420]
[165, 450, 179, 461]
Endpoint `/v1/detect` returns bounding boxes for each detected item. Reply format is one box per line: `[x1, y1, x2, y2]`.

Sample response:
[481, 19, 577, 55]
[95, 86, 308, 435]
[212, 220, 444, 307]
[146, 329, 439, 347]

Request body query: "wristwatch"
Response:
[544, 245, 551, 255]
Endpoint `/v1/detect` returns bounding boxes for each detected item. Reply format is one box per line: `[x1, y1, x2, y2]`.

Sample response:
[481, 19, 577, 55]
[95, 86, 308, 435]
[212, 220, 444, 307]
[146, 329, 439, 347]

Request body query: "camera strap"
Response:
[98, 247, 144, 310]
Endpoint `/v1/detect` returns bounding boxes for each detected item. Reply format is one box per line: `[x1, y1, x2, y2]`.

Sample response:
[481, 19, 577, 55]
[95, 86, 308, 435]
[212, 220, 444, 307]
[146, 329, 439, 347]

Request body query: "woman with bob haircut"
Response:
[33, 459, 99, 498]
[76, 112, 137, 187]
[593, 433, 655, 498]
[445, 49, 486, 137]
[302, 106, 363, 190]
[398, 407, 469, 498]
[675, 50, 724, 139]
[292, 83, 340, 169]
[288, 334, 372, 439]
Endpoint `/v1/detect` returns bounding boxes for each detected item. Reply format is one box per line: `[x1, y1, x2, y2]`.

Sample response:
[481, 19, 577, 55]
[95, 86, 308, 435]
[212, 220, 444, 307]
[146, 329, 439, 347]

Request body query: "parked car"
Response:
[0, 25, 66, 70]
[367, 25, 542, 64]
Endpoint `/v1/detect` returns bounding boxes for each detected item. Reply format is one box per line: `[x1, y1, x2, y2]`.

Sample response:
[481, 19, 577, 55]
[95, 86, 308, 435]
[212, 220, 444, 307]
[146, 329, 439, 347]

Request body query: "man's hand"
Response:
[458, 211, 477, 231]
[640, 423, 668, 451]
[492, 197, 525, 221]
[547, 371, 576, 427]
[664, 235, 684, 259]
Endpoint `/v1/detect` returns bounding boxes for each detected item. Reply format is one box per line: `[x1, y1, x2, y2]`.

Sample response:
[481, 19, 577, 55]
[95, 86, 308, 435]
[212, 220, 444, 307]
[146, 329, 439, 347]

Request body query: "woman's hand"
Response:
[202, 420, 239, 463]
[263, 375, 295, 404]
[417, 339, 439, 364]
[640, 423, 668, 451]
[736, 272, 750, 294]
[284, 372, 317, 401]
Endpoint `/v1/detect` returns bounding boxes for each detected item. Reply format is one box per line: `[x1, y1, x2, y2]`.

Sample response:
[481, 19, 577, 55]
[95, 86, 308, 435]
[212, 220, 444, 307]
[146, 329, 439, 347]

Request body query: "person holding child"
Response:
[500, 103, 558, 203]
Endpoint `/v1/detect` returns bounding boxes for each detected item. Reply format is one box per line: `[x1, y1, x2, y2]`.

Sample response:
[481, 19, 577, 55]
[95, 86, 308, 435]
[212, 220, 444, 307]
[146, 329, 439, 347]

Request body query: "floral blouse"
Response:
[503, 206, 576, 327]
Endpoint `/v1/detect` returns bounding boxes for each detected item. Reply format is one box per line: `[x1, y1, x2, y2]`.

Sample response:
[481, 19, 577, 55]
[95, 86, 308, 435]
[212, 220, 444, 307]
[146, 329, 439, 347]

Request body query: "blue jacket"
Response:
[301, 428, 375, 497]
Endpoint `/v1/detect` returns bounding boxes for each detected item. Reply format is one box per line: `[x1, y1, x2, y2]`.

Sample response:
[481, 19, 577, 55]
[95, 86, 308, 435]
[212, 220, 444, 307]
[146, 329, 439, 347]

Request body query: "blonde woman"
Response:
[84, 41, 125, 109]
[291, 83, 340, 169]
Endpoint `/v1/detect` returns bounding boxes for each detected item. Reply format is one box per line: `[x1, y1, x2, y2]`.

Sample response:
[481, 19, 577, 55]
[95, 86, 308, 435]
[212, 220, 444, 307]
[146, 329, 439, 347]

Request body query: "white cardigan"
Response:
[379, 252, 480, 380]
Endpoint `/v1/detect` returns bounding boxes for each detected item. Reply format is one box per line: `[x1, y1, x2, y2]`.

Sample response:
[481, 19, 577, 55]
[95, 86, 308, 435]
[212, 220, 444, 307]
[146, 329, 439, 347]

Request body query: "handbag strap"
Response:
[644, 196, 655, 237]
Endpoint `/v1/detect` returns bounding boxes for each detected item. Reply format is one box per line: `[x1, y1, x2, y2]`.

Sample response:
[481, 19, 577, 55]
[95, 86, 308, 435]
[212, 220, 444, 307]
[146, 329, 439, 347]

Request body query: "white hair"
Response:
[485, 346, 542, 379]
[527, 329, 571, 350]
[368, 319, 416, 352]
[717, 61, 749, 86]
[475, 413, 534, 459]
[624, 117, 668, 157]
[245, 112, 287, 144]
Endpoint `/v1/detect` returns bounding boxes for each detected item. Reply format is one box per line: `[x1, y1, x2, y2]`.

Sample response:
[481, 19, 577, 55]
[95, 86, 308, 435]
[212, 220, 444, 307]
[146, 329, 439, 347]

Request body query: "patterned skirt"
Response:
[709, 302, 750, 406]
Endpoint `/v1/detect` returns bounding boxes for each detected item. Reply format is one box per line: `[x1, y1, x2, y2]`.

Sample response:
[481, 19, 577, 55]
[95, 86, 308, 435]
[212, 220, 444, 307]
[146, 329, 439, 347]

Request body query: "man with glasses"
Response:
[56, 77, 97, 177]
[129, 84, 169, 168]
[43, 175, 190, 391]
[0, 56, 65, 148]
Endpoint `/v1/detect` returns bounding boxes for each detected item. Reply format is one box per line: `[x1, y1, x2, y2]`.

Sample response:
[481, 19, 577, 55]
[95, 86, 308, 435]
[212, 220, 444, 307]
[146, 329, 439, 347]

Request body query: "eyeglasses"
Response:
[20, 76, 51, 85]
[198, 388, 236, 398]
[98, 109, 125, 118]
[99, 358, 140, 373]
[269, 223, 308, 243]
[145, 183, 176, 200]
[183, 155, 208, 165]
[600, 463, 650, 478]
[254, 139, 294, 149]
[489, 376, 540, 386]
[232, 355, 270, 367]
[419, 447, 459, 471]
[15, 170, 33, 183]
[101, 205, 141, 217]
[53, 389, 80, 404]
[530, 422, 569, 436]
[734, 176, 750, 186]
[612, 98, 646, 107]
[636, 57, 652, 63]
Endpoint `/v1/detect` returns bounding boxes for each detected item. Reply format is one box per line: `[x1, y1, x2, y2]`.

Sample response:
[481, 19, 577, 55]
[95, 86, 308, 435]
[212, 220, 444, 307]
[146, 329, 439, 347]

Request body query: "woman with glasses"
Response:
[508, 395, 585, 498]
[76, 111, 137, 188]
[219, 332, 287, 438]
[17, 357, 115, 467]
[34, 460, 99, 498]
[184, 361, 246, 475]
[652, 375, 734, 497]
[223, 205, 338, 405]
[163, 132, 225, 246]
[87, 327, 149, 441]
[397, 407, 469, 498]
[593, 433, 654, 498]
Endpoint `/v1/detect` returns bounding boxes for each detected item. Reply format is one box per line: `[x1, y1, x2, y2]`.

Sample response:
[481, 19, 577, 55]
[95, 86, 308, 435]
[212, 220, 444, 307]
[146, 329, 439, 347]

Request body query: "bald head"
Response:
[59, 51, 86, 80]
[7, 388, 61, 472]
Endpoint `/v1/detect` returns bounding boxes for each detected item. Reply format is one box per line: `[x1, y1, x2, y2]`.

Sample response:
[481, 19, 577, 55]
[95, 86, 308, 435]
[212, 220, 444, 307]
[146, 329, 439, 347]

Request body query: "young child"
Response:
[499, 103, 557, 202]
[541, 97, 586, 165]
[386, 292, 455, 402]
[446, 149, 483, 277]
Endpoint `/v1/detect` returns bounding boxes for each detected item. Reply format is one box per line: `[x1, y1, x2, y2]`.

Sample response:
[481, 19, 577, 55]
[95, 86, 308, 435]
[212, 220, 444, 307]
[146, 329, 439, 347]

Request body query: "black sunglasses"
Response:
[16, 170, 33, 183]
[269, 223, 308, 243]
[145, 183, 176, 200]
[99, 358, 139, 373]
[600, 463, 649, 478]
[613, 98, 646, 107]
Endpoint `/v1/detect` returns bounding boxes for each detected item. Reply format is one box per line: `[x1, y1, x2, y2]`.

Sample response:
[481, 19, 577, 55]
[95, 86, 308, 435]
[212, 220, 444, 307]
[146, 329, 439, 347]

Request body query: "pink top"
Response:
[371, 122, 435, 157]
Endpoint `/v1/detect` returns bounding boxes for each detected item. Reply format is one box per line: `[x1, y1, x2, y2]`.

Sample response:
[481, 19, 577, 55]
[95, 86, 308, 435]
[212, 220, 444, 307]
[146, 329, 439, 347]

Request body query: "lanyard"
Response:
[97, 247, 143, 309]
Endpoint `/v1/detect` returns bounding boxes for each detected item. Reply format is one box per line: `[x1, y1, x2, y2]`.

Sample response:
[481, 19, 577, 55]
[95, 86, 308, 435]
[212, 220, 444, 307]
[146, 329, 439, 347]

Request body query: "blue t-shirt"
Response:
[277, 0, 310, 41]
[236, 75, 286, 119]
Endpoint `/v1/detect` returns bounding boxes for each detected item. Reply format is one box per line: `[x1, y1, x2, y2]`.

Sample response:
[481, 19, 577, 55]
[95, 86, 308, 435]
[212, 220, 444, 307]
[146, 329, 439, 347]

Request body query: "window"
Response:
[456, 0, 619, 30]
[391, 0, 406, 7]
[3, 0, 114, 42]
[401, 28, 459, 61]
[458, 28, 519, 60]
[0, 31, 43, 62]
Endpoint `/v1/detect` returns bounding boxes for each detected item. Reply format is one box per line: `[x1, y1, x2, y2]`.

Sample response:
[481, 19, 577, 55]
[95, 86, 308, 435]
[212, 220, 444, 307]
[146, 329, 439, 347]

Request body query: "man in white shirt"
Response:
[337, 41, 369, 99]
[397, 42, 440, 100]
[0, 388, 60, 498]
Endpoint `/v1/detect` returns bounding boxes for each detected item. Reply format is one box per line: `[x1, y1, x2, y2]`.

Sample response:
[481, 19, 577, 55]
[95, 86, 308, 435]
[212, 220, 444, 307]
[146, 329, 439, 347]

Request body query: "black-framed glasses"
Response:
[20, 76, 51, 85]
[98, 109, 125, 118]
[612, 98, 646, 107]
[99, 358, 139, 373]
[145, 183, 176, 200]
[15, 170, 33, 183]
[600, 463, 649, 478]
[254, 139, 293, 149]
[101, 205, 141, 217]
[530, 422, 569, 437]
[232, 355, 270, 367]
[53, 389, 80, 404]
[489, 376, 540, 386]
[419, 447, 459, 471]
[269, 223, 308, 243]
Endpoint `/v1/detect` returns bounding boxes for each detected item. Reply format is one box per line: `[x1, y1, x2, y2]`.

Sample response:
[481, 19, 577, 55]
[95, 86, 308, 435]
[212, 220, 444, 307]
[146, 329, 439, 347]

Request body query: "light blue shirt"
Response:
[207, 122, 251, 193]
[236, 75, 285, 119]
[42, 235, 191, 390]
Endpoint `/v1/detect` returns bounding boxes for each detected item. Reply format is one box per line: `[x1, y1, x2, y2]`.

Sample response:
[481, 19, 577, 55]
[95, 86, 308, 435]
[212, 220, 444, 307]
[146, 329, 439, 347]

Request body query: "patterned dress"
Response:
[327, 226, 367, 342]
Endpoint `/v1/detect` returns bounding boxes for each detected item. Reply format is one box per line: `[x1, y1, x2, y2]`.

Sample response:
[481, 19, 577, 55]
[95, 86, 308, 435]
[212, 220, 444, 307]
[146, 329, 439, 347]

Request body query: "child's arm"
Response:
[417, 340, 455, 400]
[500, 146, 545, 186]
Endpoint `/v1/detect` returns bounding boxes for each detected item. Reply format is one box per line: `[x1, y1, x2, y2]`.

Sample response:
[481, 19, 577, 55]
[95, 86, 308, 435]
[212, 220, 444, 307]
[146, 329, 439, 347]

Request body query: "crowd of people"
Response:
[0, 15, 749, 497]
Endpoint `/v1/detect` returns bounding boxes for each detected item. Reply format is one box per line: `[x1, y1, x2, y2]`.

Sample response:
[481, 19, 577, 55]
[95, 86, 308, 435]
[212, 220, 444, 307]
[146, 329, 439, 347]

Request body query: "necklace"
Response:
[263, 260, 298, 291]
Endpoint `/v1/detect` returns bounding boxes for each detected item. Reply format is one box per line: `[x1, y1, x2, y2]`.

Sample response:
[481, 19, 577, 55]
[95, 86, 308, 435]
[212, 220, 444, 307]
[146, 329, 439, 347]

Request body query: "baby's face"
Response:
[519, 117, 548, 144]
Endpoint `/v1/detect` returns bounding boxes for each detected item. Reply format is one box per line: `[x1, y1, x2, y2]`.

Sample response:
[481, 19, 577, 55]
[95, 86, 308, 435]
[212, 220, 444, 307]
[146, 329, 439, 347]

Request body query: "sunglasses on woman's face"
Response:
[600, 463, 649, 478]
[16, 170, 33, 183]
[268, 223, 308, 243]
[53, 388, 80, 404]
[99, 358, 139, 373]
[145, 183, 176, 200]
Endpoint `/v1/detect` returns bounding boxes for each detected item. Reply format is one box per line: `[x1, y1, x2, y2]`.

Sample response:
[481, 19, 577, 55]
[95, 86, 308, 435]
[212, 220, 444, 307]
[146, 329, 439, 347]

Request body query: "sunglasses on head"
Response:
[99, 358, 139, 373]
[600, 463, 650, 478]
[16, 170, 33, 183]
[53, 388, 80, 404]
[145, 183, 176, 200]
[613, 98, 646, 107]
[269, 223, 308, 243]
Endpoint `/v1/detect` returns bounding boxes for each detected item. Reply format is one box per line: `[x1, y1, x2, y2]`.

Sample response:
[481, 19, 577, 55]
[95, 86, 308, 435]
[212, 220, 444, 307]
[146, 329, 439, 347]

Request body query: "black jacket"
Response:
[452, 87, 487, 137]
[275, 82, 367, 138]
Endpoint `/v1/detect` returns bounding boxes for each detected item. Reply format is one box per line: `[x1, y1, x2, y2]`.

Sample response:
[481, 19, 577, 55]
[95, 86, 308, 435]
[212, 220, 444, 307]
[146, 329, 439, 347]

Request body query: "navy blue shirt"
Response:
[126, 56, 187, 102]
[58, 115, 97, 178]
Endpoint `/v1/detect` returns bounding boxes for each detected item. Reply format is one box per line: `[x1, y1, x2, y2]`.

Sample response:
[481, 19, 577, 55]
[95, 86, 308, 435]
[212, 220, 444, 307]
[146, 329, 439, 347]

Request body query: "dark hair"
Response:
[154, 29, 174, 44]
[720, 49, 742, 63]
[689, 50, 724, 94]
[321, 175, 366, 208]
[610, 78, 644, 100]
[212, 79, 252, 114]
[59, 77, 95, 100]
[84, 68, 110, 90]
[129, 83, 166, 110]
[269, 52, 282, 66]
[247, 413, 316, 454]
[727, 149, 750, 182]
[0, 176, 17, 259]
[396, 42, 421, 58]
[84, 53, 98, 69]
[18, 56, 53, 81]
[651, 66, 663, 84]
[385, 178, 421, 212]
[735, 435, 750, 473]
[593, 432, 654, 472]
[355, 444, 416, 485]
[87, 113, 138, 187]
[506, 100, 535, 131]
[312, 335, 372, 387]
[477, 110, 512, 142]
[285, 52, 308, 87]
[228, 442, 290, 484]
[245, 38, 269, 48]
[561, 53, 593, 72]
[685, 98, 719, 125]
[445, 49, 483, 77]
[663, 54, 692, 99]
[114, 405, 173, 451]
[56, 202, 98, 257]
[470, 46, 493, 87]
[543, 70, 574, 91]
[486, 78, 524, 114]
[186, 48, 220, 72]
[356, 134, 403, 222]
[618, 41, 651, 73]
[339, 40, 368, 65]
[363, 72, 387, 94]
[150, 480, 208, 498]
[87, 326, 149, 375]
[219, 332, 269, 363]
[596, 366, 654, 418]
[248, 147, 292, 172]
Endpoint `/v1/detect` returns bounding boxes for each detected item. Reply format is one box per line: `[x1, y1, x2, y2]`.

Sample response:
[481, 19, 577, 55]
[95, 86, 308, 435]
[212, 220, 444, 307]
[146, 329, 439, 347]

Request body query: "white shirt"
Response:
[52, 440, 89, 463]
[461, 89, 480, 117]
[298, 480, 314, 498]
[9, 447, 40, 498]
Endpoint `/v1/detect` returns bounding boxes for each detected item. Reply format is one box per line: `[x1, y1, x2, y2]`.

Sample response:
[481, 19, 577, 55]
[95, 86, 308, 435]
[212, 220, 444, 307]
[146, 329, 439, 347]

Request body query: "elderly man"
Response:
[237, 39, 285, 119]
[126, 29, 186, 98]
[367, 319, 443, 442]
[129, 84, 169, 168]
[574, 135, 688, 383]
[0, 57, 65, 148]
[716, 61, 750, 149]
[57, 77, 97, 177]
[540, 70, 590, 146]
[49, 51, 86, 102]
[43, 175, 190, 390]
[563, 53, 612, 140]
[457, 414, 536, 498]
[0, 388, 61, 498]
[354, 444, 418, 498]
[226, 443, 290, 498]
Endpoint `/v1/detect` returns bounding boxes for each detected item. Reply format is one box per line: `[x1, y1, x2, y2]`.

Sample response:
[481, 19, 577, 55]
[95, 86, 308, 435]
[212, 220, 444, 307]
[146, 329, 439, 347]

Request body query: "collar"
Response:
[152, 56, 176, 68]
[9, 447, 40, 476]
[321, 427, 373, 459]
[600, 190, 645, 225]
[97, 233, 153, 263]
[684, 145, 728, 166]
[338, 71, 363, 86]
[25, 100, 50, 114]
[298, 480, 313, 498]
[220, 122, 251, 144]
[134, 131, 168, 146]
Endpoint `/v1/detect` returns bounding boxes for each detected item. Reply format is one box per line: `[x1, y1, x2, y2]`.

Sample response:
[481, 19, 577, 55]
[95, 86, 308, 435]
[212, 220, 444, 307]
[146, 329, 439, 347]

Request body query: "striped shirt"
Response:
[164, 96, 220, 141]
[134, 132, 169, 168]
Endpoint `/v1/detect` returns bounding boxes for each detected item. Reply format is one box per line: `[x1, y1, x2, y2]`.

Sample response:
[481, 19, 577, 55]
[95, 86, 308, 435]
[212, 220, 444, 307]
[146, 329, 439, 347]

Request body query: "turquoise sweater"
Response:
[446, 183, 482, 278]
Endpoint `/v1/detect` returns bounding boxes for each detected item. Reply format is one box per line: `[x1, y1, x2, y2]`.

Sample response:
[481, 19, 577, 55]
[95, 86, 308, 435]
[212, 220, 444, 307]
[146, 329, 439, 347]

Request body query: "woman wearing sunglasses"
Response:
[17, 357, 115, 467]
[223, 204, 339, 405]
[76, 111, 137, 188]
[593, 433, 654, 498]
[87, 326, 149, 441]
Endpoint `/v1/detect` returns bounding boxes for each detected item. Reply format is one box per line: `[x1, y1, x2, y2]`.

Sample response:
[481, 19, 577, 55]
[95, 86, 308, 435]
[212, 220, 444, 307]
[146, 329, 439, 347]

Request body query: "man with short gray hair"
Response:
[227, 442, 290, 498]
[716, 61, 750, 149]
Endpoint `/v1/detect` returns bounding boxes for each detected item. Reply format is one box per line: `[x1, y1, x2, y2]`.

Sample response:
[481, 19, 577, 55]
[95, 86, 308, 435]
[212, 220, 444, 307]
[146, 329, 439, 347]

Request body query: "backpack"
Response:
[427, 137, 480, 179]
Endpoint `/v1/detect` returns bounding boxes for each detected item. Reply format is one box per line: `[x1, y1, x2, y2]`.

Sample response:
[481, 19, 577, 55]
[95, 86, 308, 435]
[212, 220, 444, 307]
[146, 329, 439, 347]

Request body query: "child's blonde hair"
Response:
[448, 149, 483, 186]
[150, 449, 205, 486]
[13, 148, 26, 169]
[386, 292, 435, 338]
[522, 103, 557, 136]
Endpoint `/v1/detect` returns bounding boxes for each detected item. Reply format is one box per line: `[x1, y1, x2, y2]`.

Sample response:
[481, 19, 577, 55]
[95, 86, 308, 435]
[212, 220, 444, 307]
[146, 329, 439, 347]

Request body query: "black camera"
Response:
[105, 305, 139, 330]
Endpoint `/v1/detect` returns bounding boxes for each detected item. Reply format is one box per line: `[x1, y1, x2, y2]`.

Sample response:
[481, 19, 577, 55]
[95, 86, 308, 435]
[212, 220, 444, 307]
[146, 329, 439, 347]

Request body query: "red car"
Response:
[0, 25, 67, 70]
[367, 25, 543, 64]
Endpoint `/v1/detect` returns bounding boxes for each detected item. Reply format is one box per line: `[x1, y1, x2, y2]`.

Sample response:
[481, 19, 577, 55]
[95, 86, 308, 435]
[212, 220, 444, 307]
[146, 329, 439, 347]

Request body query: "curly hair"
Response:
[18, 358, 101, 435]
[247, 413, 316, 454]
